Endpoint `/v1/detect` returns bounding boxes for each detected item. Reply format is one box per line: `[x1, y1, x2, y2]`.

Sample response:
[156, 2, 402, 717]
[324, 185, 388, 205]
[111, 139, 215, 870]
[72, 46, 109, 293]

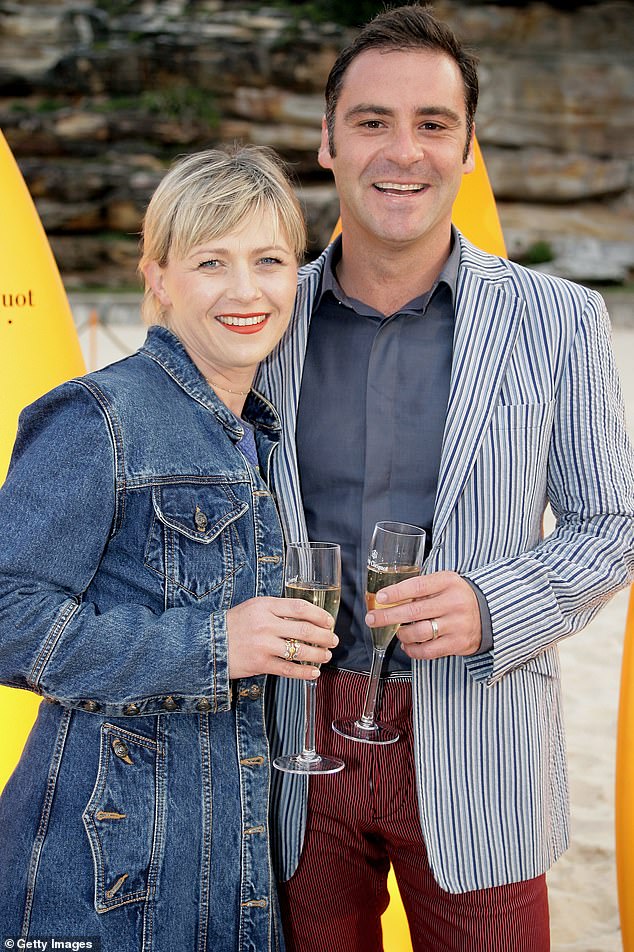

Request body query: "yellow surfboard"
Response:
[0, 129, 85, 793]
[616, 586, 634, 950]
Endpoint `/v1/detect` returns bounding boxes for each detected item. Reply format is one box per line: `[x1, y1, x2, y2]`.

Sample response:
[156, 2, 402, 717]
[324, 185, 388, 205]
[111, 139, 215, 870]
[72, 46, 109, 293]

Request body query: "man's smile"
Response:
[373, 182, 427, 193]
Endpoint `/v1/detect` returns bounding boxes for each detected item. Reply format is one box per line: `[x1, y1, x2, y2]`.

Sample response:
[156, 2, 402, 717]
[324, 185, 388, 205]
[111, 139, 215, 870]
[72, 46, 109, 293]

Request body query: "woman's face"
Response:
[145, 209, 298, 388]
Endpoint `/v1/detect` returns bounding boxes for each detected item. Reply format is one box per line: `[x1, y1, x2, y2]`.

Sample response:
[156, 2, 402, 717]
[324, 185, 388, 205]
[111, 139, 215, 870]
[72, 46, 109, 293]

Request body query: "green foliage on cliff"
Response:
[96, 88, 220, 127]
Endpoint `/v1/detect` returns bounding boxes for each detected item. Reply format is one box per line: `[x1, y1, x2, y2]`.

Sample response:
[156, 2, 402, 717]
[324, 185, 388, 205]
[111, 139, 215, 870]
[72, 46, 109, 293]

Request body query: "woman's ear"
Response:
[142, 261, 171, 309]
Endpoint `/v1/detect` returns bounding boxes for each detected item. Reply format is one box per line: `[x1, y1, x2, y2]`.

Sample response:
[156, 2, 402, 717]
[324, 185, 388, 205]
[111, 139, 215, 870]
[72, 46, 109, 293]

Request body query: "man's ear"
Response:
[463, 123, 476, 174]
[318, 116, 334, 171]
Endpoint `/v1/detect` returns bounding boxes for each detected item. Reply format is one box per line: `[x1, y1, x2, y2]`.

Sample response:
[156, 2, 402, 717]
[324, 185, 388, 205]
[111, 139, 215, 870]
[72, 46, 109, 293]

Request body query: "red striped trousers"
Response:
[279, 667, 550, 952]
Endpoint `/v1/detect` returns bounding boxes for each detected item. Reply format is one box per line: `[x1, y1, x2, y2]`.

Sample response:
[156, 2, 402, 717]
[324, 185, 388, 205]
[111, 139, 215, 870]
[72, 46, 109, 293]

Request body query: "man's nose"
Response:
[383, 126, 423, 165]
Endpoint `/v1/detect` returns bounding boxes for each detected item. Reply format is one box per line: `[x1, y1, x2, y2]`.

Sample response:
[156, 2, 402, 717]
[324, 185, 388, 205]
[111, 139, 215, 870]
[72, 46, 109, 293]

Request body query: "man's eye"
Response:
[361, 120, 383, 129]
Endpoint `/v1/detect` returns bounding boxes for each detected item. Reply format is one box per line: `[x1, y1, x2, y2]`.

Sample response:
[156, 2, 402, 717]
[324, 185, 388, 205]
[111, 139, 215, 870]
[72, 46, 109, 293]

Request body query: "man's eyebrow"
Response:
[344, 104, 461, 123]
[344, 105, 394, 120]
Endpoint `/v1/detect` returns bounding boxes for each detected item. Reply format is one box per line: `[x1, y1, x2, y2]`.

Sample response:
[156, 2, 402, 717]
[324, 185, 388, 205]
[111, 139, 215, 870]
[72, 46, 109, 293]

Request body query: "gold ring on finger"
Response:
[283, 638, 300, 662]
[430, 618, 439, 640]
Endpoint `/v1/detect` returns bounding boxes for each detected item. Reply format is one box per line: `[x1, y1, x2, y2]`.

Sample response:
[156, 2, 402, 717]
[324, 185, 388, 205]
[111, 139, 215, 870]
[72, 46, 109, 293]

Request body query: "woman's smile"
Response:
[215, 312, 271, 334]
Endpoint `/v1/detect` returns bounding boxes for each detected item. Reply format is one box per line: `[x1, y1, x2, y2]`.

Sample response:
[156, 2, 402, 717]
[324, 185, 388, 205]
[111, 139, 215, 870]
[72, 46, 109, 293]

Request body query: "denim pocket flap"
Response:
[151, 483, 249, 543]
[83, 723, 161, 913]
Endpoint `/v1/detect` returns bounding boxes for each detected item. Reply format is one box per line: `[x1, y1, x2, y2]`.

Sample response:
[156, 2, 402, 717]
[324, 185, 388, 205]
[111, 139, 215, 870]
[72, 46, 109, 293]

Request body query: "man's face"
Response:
[319, 48, 475, 254]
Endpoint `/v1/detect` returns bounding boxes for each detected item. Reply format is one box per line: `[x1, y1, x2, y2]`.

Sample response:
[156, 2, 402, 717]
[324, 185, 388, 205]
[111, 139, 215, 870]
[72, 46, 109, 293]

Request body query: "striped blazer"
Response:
[257, 233, 634, 893]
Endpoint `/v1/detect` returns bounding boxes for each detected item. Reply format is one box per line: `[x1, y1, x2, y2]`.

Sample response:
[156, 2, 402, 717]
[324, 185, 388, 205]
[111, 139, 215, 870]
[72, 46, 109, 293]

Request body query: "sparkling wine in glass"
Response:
[332, 521, 426, 745]
[273, 542, 345, 775]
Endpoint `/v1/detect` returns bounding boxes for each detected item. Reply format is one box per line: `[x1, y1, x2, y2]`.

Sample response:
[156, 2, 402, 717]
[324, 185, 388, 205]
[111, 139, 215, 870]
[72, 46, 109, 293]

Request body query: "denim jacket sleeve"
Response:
[0, 382, 231, 716]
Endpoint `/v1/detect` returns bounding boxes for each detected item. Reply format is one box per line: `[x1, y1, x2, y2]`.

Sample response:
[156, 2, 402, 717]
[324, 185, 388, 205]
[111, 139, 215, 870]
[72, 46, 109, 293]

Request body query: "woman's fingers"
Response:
[226, 596, 338, 679]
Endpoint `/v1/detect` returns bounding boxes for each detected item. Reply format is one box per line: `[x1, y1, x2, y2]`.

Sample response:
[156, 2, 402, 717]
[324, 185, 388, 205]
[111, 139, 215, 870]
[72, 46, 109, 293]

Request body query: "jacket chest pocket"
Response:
[144, 482, 249, 604]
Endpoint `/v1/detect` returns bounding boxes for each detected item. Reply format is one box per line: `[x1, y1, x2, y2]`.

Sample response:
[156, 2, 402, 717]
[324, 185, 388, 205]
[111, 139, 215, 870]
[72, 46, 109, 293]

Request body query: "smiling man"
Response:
[258, 5, 634, 951]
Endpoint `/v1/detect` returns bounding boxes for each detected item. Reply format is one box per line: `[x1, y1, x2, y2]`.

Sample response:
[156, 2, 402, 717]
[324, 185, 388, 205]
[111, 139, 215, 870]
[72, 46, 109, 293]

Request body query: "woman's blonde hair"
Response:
[138, 145, 307, 325]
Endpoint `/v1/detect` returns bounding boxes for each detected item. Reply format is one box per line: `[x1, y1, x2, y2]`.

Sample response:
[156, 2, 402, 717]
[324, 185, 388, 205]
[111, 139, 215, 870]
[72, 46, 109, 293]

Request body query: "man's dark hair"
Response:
[325, 3, 479, 162]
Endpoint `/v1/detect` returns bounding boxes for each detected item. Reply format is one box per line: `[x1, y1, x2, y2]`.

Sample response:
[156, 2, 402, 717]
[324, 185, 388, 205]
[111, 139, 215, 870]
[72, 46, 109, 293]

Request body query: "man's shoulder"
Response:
[298, 246, 330, 283]
[457, 233, 603, 312]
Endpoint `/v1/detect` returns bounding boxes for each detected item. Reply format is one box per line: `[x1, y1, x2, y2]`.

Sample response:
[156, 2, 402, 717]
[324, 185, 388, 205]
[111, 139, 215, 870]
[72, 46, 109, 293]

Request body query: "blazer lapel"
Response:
[432, 249, 527, 546]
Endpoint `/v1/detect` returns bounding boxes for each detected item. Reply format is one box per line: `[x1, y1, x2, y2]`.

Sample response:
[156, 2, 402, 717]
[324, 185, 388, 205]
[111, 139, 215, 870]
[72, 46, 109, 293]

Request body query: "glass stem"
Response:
[300, 679, 320, 762]
[357, 648, 386, 729]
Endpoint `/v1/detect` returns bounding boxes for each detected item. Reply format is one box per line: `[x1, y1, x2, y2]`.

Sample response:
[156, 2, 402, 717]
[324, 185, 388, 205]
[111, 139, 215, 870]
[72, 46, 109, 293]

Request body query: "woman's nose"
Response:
[226, 267, 262, 303]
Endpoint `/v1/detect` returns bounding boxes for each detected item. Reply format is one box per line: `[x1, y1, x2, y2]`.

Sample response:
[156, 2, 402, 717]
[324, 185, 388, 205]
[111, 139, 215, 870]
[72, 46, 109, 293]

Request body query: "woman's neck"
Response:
[205, 378, 251, 417]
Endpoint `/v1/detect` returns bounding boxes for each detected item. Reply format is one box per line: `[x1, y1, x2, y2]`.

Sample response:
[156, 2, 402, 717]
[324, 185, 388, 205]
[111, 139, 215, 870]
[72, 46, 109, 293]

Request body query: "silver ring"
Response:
[283, 638, 300, 662]
[430, 618, 439, 640]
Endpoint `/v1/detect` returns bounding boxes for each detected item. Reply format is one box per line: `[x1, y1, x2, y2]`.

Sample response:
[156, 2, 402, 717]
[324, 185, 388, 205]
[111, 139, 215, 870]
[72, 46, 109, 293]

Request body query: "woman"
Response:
[0, 146, 336, 951]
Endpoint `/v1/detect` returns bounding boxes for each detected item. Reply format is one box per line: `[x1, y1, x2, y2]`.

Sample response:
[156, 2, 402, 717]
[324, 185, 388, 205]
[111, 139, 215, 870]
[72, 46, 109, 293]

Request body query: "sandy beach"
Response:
[76, 313, 634, 951]
[547, 325, 634, 952]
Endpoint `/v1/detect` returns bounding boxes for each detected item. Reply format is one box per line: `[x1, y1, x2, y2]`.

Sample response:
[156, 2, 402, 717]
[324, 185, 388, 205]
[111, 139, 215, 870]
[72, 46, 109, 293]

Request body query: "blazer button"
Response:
[81, 700, 100, 713]
[162, 696, 178, 712]
[123, 702, 140, 716]
[196, 698, 212, 712]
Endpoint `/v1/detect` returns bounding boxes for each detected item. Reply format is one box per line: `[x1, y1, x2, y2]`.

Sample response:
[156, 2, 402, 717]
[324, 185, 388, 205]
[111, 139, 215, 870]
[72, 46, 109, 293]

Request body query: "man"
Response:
[258, 4, 634, 950]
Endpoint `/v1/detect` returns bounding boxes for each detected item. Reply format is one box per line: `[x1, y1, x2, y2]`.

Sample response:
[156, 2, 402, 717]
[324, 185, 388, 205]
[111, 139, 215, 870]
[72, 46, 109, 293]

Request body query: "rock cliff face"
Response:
[1, 0, 632, 287]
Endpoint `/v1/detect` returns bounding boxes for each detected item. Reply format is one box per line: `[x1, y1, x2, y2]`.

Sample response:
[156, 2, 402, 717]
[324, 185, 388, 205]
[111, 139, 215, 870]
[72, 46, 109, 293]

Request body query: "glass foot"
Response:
[332, 718, 399, 745]
[273, 752, 345, 774]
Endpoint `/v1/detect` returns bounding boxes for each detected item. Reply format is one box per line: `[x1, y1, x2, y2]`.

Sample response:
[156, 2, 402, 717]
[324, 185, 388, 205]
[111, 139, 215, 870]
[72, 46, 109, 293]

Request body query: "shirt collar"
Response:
[317, 226, 460, 319]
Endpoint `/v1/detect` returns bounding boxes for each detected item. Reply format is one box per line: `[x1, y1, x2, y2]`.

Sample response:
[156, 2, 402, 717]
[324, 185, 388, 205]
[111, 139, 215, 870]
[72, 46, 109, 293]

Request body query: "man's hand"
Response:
[365, 571, 482, 659]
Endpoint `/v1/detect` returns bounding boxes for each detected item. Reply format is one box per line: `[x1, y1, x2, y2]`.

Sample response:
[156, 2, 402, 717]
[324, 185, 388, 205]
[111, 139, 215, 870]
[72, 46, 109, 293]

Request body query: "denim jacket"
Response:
[0, 326, 285, 952]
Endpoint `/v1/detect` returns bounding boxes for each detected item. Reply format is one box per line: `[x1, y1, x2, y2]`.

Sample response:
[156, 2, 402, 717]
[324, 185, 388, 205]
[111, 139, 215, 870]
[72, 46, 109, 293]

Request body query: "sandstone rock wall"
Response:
[1, 0, 632, 287]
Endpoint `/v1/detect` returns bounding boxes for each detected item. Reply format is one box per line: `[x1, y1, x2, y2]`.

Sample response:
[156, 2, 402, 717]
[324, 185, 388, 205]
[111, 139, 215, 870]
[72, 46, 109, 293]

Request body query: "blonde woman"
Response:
[0, 146, 336, 951]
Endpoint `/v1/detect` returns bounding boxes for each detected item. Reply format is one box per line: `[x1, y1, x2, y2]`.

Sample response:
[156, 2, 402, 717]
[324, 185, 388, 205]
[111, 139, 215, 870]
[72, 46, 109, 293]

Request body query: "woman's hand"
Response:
[226, 596, 339, 679]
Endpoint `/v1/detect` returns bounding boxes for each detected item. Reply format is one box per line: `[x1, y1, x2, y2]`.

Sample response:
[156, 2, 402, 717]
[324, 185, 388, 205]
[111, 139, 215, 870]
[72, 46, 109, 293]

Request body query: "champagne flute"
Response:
[273, 542, 345, 774]
[332, 521, 426, 745]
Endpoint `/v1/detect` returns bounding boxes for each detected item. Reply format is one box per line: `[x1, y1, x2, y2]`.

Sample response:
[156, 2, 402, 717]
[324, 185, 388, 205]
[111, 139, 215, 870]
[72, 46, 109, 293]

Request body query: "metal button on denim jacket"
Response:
[0, 326, 285, 952]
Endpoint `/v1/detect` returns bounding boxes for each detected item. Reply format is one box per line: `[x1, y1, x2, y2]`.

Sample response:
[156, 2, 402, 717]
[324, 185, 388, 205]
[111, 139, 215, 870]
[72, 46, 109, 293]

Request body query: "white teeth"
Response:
[216, 314, 267, 326]
[375, 182, 424, 192]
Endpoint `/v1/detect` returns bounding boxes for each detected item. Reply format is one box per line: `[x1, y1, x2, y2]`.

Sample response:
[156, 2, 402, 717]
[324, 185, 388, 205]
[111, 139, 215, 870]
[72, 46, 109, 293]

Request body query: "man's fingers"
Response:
[374, 572, 433, 606]
[366, 594, 446, 630]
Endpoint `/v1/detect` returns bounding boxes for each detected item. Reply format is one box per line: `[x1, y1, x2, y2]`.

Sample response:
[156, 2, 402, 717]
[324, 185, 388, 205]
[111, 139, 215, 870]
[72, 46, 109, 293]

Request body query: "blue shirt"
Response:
[297, 236, 459, 673]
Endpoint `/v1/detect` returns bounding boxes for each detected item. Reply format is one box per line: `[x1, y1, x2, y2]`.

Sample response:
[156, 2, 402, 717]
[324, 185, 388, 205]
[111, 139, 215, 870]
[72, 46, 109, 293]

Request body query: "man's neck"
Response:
[335, 230, 452, 317]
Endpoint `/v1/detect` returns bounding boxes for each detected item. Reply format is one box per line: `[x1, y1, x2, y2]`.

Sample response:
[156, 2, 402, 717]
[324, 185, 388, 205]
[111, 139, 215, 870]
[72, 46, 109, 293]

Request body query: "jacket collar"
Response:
[140, 324, 281, 440]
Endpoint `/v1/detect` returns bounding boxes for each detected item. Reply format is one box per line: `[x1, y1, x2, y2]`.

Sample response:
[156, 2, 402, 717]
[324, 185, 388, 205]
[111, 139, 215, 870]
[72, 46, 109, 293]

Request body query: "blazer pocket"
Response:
[83, 723, 161, 913]
[490, 399, 555, 431]
[144, 481, 249, 601]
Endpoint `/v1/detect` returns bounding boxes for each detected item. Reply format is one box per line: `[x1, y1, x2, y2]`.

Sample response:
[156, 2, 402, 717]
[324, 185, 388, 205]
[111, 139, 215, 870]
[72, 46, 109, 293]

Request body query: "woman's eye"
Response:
[198, 259, 220, 269]
[259, 256, 283, 266]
